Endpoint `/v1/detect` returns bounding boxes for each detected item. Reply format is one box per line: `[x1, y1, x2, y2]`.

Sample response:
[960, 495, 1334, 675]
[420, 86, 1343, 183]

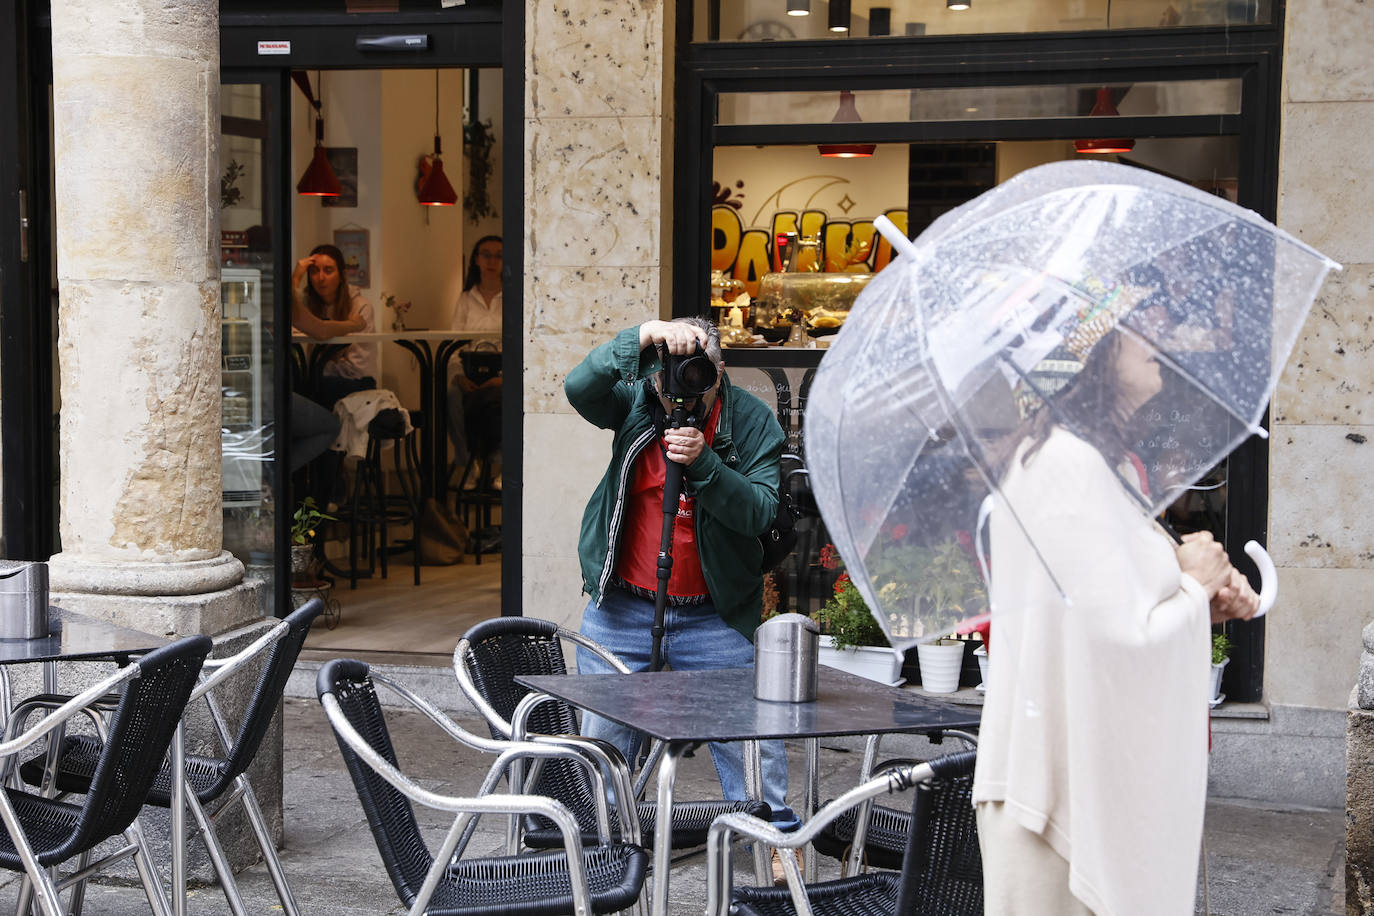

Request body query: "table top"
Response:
[0, 606, 168, 665]
[516, 666, 981, 744]
[291, 330, 499, 345]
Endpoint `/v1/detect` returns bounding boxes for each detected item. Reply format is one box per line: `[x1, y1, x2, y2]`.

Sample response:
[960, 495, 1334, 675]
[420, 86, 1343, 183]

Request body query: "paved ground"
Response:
[0, 696, 1346, 915]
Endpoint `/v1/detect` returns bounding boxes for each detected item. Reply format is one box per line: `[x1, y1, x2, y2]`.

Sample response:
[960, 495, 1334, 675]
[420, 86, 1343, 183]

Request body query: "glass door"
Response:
[220, 73, 291, 617]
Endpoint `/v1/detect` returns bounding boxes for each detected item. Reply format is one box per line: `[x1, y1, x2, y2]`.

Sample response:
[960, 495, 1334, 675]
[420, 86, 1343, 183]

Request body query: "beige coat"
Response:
[972, 427, 1211, 916]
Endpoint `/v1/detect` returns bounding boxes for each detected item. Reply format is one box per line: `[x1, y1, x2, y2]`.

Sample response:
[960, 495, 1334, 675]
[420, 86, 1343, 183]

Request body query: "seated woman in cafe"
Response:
[292, 243, 377, 407]
[446, 235, 503, 488]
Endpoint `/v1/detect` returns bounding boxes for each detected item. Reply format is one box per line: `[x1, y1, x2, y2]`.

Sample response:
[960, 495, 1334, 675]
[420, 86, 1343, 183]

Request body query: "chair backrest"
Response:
[68, 634, 213, 854]
[317, 658, 433, 907]
[457, 617, 603, 828]
[459, 616, 579, 741]
[894, 750, 982, 916]
[216, 598, 326, 786]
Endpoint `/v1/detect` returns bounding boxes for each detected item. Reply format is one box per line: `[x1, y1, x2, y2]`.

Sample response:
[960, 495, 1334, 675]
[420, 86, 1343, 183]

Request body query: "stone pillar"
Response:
[522, 3, 674, 629]
[46, 0, 254, 634]
[44, 0, 273, 882]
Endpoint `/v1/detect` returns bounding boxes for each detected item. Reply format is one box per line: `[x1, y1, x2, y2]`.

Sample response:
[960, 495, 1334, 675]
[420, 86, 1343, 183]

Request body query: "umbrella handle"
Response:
[873, 215, 918, 260]
[1242, 540, 1277, 618]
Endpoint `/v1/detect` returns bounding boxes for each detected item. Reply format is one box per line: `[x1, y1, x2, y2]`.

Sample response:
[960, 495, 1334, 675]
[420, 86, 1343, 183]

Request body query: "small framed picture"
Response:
[322, 147, 358, 208]
[333, 228, 370, 288]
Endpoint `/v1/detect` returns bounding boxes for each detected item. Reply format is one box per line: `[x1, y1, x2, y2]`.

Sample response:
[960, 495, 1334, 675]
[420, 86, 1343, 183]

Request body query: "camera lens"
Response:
[672, 354, 718, 396]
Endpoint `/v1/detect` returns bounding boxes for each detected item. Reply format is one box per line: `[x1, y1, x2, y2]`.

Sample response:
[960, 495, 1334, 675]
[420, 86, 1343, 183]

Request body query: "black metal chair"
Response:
[346, 408, 423, 588]
[453, 616, 771, 851]
[16, 598, 327, 916]
[811, 731, 979, 875]
[317, 657, 649, 916]
[705, 750, 982, 916]
[0, 634, 212, 916]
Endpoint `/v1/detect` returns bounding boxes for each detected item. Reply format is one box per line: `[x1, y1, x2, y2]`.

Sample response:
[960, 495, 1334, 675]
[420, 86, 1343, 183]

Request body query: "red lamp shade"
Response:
[418, 153, 458, 207]
[1075, 87, 1135, 155]
[818, 90, 876, 159]
[296, 143, 342, 197]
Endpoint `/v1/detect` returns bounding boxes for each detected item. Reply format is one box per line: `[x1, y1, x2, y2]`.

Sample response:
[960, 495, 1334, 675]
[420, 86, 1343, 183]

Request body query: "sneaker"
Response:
[771, 847, 804, 886]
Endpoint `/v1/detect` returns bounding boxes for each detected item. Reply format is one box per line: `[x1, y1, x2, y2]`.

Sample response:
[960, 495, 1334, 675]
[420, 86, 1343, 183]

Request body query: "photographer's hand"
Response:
[640, 319, 707, 355]
[664, 427, 706, 465]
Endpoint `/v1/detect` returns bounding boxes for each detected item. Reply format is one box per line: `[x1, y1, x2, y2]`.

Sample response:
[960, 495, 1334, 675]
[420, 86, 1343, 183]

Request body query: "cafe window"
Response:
[692, 0, 1272, 42]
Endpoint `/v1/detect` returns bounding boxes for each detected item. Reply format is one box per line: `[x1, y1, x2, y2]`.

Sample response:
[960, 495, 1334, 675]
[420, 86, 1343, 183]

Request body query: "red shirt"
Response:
[614, 399, 722, 597]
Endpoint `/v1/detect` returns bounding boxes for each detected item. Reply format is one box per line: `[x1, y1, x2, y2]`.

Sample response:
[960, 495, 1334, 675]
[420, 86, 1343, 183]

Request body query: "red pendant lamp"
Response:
[818, 90, 876, 159]
[418, 70, 458, 207]
[1075, 87, 1135, 155]
[296, 71, 342, 197]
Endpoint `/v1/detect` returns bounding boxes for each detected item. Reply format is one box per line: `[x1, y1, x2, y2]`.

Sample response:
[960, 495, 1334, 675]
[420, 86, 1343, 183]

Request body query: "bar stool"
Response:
[452, 452, 501, 563]
[346, 408, 422, 587]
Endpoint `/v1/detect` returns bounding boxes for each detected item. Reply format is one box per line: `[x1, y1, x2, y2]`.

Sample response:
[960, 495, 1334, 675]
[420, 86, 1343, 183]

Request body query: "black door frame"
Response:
[0, 1, 525, 619]
[675, 16, 1285, 701]
[0, 0, 55, 561]
[220, 3, 524, 618]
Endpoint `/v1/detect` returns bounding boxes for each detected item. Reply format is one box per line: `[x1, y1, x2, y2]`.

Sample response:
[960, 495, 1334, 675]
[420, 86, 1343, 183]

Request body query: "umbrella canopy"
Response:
[805, 160, 1338, 649]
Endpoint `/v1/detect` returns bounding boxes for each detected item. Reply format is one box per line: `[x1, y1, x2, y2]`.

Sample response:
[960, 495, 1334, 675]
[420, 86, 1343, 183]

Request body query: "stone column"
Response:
[522, 3, 674, 630]
[46, 0, 254, 634]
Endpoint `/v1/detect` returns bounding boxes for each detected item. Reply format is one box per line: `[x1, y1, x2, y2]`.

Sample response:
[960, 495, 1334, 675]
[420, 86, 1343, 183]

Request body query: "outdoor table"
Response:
[516, 665, 981, 916]
[291, 330, 500, 499]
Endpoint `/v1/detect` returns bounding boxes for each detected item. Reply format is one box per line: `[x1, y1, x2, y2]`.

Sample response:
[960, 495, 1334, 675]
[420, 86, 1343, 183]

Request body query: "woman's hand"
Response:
[1176, 530, 1232, 600]
[292, 255, 316, 289]
[1210, 568, 1260, 623]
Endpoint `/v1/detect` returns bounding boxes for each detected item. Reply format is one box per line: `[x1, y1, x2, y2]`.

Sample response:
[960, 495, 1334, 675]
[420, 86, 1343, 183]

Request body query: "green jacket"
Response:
[566, 325, 785, 640]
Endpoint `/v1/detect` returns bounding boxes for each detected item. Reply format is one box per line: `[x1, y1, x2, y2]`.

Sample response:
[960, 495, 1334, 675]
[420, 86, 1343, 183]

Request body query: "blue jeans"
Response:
[577, 586, 799, 830]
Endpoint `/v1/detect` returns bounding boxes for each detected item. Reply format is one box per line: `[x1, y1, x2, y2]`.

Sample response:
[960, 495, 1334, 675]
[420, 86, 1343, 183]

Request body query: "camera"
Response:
[662, 344, 719, 399]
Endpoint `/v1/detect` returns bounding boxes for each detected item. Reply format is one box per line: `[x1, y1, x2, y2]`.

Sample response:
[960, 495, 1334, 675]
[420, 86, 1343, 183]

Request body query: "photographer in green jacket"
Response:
[565, 317, 799, 835]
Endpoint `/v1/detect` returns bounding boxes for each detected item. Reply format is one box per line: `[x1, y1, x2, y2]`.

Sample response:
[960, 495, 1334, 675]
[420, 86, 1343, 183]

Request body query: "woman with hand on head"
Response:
[975, 326, 1259, 916]
[292, 244, 377, 404]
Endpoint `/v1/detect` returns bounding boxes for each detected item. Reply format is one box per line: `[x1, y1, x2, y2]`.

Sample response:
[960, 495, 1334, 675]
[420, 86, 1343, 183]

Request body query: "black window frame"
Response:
[675, 10, 1285, 702]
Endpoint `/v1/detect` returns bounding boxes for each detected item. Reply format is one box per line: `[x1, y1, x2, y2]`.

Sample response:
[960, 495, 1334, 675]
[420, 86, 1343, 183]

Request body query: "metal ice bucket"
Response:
[0, 561, 49, 640]
[754, 612, 819, 703]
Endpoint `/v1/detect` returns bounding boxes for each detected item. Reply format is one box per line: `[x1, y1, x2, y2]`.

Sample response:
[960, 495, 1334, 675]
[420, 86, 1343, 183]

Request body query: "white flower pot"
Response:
[916, 640, 966, 694]
[1210, 658, 1229, 705]
[817, 636, 903, 685]
[974, 645, 989, 688]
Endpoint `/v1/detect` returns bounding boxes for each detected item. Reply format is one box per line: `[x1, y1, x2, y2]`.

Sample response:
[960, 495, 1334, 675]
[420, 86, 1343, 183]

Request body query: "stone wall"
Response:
[521, 2, 675, 630]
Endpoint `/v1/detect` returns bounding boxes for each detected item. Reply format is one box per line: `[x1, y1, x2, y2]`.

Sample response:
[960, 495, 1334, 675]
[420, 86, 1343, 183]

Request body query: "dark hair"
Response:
[305, 244, 348, 320]
[463, 235, 503, 292]
[998, 332, 1135, 479]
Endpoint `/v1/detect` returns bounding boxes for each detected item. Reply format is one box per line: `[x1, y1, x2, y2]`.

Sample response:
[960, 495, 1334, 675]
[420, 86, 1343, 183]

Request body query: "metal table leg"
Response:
[651, 741, 688, 916]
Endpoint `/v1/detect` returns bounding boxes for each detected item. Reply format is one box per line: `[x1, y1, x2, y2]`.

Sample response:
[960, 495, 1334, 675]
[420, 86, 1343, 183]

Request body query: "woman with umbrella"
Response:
[972, 314, 1260, 915]
[804, 161, 1336, 915]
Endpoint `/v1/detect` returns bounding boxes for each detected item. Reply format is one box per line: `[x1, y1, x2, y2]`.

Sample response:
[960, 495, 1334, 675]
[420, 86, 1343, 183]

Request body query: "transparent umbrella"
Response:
[805, 160, 1339, 650]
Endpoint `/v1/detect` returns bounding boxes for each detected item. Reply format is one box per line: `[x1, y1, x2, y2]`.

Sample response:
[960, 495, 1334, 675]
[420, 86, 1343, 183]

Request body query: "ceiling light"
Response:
[1075, 87, 1136, 155]
[947, 0, 971, 9]
[817, 90, 876, 159]
[787, 0, 810, 16]
[296, 71, 341, 197]
[417, 70, 458, 206]
[828, 0, 850, 31]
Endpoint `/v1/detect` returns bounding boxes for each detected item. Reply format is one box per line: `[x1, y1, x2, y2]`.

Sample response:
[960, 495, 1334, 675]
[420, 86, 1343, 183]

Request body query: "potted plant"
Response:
[1210, 632, 1232, 706]
[812, 545, 902, 684]
[290, 497, 334, 585]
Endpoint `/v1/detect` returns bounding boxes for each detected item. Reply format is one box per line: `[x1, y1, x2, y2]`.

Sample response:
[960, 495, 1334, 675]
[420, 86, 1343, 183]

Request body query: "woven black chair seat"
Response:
[522, 797, 770, 849]
[810, 800, 910, 871]
[0, 790, 85, 869]
[20, 735, 230, 807]
[421, 842, 648, 916]
[732, 873, 899, 916]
